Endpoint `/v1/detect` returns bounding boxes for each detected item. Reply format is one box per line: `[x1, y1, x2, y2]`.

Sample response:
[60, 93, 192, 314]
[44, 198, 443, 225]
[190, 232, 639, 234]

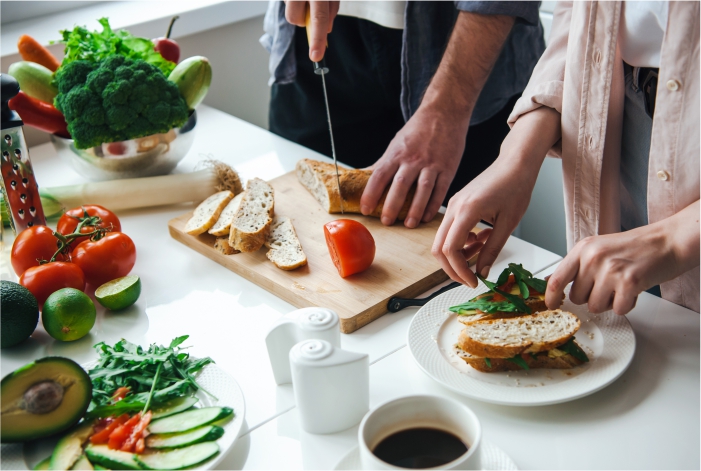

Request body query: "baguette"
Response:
[295, 158, 415, 220]
[457, 309, 581, 359]
[454, 345, 584, 372]
[214, 237, 239, 255]
[209, 193, 244, 236]
[184, 191, 234, 235]
[265, 216, 307, 270]
[229, 178, 274, 252]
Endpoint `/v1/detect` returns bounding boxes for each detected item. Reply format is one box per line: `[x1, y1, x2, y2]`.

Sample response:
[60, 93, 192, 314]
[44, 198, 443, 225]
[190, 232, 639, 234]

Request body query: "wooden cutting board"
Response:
[168, 170, 449, 333]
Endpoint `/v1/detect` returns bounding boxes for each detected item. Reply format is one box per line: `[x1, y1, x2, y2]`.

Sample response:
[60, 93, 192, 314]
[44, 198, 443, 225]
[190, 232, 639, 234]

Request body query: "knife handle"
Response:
[387, 282, 462, 313]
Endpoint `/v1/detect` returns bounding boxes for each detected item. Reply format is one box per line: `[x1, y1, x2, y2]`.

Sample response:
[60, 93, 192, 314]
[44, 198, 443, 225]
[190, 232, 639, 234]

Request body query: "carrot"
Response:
[8, 91, 69, 138]
[17, 35, 60, 72]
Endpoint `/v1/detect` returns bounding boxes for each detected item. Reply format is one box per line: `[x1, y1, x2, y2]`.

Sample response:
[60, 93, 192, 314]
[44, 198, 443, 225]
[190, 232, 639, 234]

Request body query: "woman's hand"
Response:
[284, 1, 340, 62]
[546, 200, 701, 315]
[431, 107, 561, 287]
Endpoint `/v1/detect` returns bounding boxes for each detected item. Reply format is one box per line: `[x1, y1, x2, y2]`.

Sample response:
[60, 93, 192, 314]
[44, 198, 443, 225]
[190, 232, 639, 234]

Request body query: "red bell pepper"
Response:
[8, 91, 69, 138]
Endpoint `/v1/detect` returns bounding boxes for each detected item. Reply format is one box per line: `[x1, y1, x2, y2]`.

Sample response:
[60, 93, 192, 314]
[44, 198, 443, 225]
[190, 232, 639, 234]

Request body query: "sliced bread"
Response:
[453, 344, 584, 372]
[229, 178, 274, 252]
[457, 309, 581, 359]
[214, 237, 239, 255]
[265, 216, 307, 270]
[184, 191, 234, 235]
[208, 193, 244, 236]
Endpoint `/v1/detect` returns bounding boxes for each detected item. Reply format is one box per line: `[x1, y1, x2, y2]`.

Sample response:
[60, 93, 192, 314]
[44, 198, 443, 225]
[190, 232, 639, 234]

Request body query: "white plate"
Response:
[407, 283, 635, 406]
[1, 362, 245, 470]
[334, 438, 517, 470]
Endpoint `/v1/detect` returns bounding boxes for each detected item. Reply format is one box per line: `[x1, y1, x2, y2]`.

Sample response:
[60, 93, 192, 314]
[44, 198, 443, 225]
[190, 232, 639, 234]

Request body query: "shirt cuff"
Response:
[507, 81, 564, 158]
[455, 1, 541, 25]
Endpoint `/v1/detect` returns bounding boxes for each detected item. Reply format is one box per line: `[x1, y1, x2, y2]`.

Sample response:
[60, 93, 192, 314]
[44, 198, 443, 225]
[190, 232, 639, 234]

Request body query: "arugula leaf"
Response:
[559, 337, 589, 362]
[495, 268, 511, 287]
[478, 275, 531, 314]
[517, 279, 530, 299]
[508, 263, 547, 294]
[505, 355, 530, 370]
[484, 358, 492, 368]
[449, 299, 522, 315]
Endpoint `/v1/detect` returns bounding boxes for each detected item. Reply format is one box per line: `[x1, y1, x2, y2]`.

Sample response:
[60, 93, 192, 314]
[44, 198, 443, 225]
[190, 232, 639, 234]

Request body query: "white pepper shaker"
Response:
[266, 307, 341, 385]
[290, 339, 369, 434]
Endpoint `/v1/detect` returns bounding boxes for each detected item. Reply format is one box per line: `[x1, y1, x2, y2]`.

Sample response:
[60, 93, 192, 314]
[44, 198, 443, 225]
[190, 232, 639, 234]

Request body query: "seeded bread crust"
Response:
[454, 345, 584, 372]
[457, 309, 581, 359]
[214, 237, 239, 255]
[229, 178, 274, 252]
[209, 193, 244, 236]
[265, 216, 307, 270]
[184, 191, 234, 235]
[295, 159, 415, 221]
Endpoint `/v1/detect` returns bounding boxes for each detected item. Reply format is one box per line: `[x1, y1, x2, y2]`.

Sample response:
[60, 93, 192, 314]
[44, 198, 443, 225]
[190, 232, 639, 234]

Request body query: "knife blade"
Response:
[305, 9, 344, 213]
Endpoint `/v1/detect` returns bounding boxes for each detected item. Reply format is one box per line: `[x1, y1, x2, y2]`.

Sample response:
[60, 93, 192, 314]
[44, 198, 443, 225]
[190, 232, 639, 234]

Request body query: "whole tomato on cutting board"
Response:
[72, 232, 136, 287]
[57, 205, 121, 249]
[19, 261, 86, 307]
[324, 219, 376, 278]
[11, 225, 66, 276]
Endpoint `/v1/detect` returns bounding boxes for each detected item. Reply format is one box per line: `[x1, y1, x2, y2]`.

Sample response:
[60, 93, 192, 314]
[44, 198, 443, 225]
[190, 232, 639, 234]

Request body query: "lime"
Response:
[42, 288, 96, 342]
[95, 275, 141, 311]
[1, 281, 39, 348]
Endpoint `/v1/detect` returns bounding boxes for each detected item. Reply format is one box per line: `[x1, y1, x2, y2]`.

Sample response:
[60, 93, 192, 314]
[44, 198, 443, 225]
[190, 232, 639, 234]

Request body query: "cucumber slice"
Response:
[148, 407, 233, 434]
[85, 444, 140, 470]
[70, 454, 94, 470]
[150, 396, 198, 420]
[33, 457, 51, 470]
[93, 466, 109, 470]
[145, 425, 224, 449]
[136, 442, 219, 470]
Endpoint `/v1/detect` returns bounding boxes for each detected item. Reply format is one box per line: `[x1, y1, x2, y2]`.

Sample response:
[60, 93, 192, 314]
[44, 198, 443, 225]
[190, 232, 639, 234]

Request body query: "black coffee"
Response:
[372, 427, 468, 469]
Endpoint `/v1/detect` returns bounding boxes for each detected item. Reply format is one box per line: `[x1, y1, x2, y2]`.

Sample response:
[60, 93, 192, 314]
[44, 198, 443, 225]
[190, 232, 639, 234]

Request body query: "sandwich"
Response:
[450, 264, 589, 372]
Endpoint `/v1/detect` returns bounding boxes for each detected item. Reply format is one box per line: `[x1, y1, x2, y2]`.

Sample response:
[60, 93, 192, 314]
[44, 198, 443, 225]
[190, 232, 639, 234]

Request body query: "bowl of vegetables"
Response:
[8, 18, 211, 181]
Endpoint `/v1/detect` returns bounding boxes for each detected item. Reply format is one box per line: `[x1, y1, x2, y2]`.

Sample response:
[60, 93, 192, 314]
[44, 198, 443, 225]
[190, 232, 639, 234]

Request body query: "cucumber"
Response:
[150, 396, 198, 420]
[145, 425, 224, 449]
[135, 442, 219, 470]
[70, 454, 94, 470]
[93, 466, 109, 471]
[8, 61, 58, 104]
[84, 445, 140, 470]
[33, 457, 51, 470]
[50, 421, 95, 470]
[148, 407, 233, 434]
[168, 56, 212, 109]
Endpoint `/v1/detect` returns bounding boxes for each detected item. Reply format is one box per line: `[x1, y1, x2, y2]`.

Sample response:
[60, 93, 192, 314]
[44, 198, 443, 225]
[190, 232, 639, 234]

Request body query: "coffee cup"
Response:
[358, 395, 482, 470]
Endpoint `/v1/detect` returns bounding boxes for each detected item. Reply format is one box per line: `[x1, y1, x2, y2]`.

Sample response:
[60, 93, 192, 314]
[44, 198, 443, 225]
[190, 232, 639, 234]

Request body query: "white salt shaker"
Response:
[290, 339, 369, 434]
[266, 307, 341, 385]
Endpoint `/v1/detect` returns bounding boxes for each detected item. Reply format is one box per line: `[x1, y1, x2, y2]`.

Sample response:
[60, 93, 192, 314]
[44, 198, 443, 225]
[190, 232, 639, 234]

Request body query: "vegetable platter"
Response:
[169, 170, 450, 334]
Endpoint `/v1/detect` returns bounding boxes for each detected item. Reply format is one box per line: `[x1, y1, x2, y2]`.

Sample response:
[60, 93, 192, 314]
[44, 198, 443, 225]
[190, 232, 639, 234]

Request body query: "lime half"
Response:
[95, 275, 141, 311]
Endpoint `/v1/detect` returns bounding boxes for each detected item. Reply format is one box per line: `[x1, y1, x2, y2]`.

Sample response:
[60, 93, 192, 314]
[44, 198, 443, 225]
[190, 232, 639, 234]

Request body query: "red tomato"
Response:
[10, 225, 65, 276]
[57, 205, 121, 249]
[19, 262, 86, 307]
[108, 414, 141, 450]
[323, 219, 376, 278]
[72, 232, 136, 287]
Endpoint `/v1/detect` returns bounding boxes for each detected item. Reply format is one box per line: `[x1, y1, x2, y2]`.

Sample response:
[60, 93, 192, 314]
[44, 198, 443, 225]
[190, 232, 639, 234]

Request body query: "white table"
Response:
[5, 105, 692, 470]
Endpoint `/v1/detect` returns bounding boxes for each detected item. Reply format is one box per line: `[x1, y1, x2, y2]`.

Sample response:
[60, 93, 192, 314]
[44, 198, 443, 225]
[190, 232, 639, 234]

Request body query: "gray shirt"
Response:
[260, 1, 545, 125]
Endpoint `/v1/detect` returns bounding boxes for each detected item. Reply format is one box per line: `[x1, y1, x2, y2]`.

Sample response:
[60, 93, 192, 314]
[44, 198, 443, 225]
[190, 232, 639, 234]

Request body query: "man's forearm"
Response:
[420, 11, 516, 123]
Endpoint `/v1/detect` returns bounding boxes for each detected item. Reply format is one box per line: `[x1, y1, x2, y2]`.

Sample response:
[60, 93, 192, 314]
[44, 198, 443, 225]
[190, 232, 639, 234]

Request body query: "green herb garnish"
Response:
[87, 335, 214, 418]
[484, 358, 492, 368]
[478, 275, 531, 314]
[507, 263, 548, 294]
[505, 355, 530, 370]
[450, 299, 522, 315]
[559, 337, 589, 362]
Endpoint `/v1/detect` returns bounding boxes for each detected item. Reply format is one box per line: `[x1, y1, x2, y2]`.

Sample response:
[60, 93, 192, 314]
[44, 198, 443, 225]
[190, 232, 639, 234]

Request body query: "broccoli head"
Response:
[54, 55, 189, 149]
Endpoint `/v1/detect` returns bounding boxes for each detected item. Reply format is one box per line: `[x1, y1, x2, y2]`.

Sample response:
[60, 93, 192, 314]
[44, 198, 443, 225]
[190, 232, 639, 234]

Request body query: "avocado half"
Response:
[1, 357, 92, 443]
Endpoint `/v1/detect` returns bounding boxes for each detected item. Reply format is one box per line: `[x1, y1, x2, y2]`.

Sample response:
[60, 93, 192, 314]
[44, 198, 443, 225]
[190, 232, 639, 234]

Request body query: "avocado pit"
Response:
[23, 380, 64, 414]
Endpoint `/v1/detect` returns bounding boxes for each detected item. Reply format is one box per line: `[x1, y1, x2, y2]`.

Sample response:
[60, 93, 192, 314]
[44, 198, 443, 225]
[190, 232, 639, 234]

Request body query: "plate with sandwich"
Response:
[407, 264, 635, 406]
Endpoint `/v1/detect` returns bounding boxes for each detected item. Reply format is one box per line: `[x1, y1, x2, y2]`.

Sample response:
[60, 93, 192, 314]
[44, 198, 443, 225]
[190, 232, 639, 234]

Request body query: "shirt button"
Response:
[593, 49, 602, 65]
[667, 79, 681, 91]
[588, 135, 595, 149]
[657, 170, 670, 181]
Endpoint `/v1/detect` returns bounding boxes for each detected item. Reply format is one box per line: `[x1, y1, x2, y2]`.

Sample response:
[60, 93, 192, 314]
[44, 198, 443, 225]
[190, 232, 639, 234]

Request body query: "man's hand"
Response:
[360, 11, 515, 228]
[432, 107, 561, 288]
[360, 106, 467, 228]
[284, 1, 340, 62]
[546, 200, 700, 315]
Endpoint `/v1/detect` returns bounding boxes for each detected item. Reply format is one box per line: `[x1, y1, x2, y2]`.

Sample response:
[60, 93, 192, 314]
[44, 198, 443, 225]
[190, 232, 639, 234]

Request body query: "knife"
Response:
[305, 8, 344, 213]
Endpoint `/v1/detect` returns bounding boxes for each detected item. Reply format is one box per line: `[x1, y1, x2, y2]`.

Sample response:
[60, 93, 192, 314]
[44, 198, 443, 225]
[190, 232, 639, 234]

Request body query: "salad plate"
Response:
[407, 282, 635, 406]
[2, 362, 245, 470]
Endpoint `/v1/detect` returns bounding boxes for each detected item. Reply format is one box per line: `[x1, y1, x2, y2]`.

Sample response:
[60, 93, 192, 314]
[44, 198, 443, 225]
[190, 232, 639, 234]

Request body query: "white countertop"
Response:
[2, 105, 696, 469]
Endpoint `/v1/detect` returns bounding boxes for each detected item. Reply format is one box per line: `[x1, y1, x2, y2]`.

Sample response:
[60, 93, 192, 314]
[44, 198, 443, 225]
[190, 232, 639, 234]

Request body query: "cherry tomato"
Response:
[72, 232, 136, 287]
[58, 205, 121, 249]
[10, 225, 66, 276]
[323, 219, 376, 278]
[19, 262, 86, 307]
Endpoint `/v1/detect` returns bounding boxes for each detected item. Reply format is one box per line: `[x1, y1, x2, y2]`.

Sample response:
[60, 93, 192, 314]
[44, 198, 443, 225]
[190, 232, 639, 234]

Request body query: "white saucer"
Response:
[334, 438, 517, 470]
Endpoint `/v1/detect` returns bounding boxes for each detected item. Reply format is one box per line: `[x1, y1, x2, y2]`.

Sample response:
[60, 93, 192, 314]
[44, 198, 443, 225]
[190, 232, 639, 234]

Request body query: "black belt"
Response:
[626, 62, 659, 119]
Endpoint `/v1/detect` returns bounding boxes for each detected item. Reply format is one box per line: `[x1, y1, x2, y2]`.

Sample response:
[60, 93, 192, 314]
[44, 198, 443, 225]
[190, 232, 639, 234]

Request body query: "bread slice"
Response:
[454, 344, 584, 372]
[295, 158, 415, 221]
[265, 216, 307, 270]
[229, 178, 274, 252]
[208, 193, 244, 236]
[457, 309, 581, 359]
[214, 237, 239, 255]
[184, 191, 234, 235]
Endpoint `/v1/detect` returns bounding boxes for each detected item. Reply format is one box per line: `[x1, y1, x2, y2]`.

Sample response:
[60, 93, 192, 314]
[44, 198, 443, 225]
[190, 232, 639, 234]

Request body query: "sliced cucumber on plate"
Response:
[136, 442, 220, 470]
[146, 425, 224, 449]
[151, 396, 199, 420]
[148, 407, 233, 434]
[85, 444, 140, 470]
